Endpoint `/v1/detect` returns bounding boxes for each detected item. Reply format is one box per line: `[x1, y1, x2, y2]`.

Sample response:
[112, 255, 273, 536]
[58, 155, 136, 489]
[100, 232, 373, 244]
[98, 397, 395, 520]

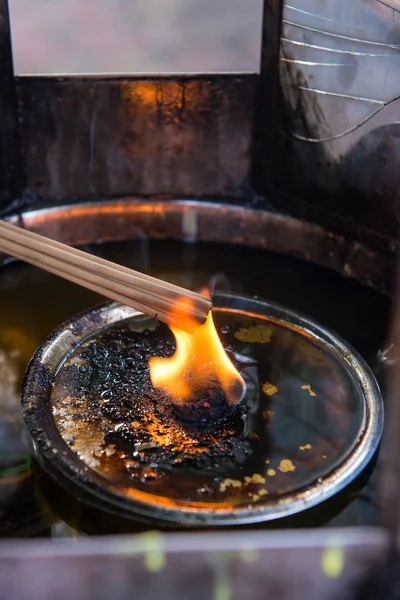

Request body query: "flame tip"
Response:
[150, 297, 245, 411]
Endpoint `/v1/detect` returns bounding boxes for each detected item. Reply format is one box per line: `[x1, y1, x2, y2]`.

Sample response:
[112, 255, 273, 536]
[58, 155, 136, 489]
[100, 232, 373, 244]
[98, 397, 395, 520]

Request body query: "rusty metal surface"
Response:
[6, 199, 393, 294]
[0, 200, 392, 599]
[16, 75, 257, 199]
[12, 66, 399, 257]
[0, 528, 389, 600]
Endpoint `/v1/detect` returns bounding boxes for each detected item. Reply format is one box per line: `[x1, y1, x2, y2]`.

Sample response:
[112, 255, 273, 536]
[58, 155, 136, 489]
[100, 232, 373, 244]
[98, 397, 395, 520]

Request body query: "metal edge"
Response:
[4, 198, 394, 294]
[16, 72, 258, 80]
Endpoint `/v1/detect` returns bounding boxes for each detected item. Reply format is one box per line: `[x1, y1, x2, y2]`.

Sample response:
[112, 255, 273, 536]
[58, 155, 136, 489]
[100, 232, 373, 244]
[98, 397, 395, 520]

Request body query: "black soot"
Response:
[54, 320, 250, 481]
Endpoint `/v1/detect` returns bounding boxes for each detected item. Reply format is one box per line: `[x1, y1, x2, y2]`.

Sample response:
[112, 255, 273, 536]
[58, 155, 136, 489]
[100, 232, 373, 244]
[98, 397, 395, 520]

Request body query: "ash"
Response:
[65, 323, 250, 480]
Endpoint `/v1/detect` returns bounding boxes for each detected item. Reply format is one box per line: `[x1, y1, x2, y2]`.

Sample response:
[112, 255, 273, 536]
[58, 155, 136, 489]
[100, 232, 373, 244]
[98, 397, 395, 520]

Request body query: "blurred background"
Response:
[8, 0, 263, 75]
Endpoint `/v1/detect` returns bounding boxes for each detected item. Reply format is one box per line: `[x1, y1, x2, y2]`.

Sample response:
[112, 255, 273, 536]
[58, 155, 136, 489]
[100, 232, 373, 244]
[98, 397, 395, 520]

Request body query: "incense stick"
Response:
[0, 220, 211, 333]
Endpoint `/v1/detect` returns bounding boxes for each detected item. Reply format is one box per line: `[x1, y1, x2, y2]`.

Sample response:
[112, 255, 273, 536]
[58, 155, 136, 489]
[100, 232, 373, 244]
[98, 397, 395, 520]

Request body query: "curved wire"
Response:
[291, 93, 400, 143]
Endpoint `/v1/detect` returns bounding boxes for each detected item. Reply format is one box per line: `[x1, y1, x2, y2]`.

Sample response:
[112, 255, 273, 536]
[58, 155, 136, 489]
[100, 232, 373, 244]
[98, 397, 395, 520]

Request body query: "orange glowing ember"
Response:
[149, 295, 246, 406]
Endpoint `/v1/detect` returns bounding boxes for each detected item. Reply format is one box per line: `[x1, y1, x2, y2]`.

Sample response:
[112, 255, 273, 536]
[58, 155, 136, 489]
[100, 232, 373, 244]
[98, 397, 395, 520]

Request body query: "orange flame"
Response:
[149, 295, 246, 406]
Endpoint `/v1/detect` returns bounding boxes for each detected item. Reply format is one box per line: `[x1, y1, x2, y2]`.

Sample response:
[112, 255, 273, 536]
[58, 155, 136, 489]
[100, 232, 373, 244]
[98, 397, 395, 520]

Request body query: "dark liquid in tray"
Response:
[0, 238, 390, 537]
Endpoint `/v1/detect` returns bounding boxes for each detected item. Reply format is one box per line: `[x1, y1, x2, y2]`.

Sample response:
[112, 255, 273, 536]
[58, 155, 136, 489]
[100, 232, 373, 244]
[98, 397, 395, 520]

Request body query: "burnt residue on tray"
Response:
[50, 309, 367, 508]
[52, 317, 258, 499]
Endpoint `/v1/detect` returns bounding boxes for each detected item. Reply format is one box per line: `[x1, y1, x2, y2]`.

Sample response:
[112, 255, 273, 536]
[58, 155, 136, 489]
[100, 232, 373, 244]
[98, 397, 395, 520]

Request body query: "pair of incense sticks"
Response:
[0, 220, 211, 333]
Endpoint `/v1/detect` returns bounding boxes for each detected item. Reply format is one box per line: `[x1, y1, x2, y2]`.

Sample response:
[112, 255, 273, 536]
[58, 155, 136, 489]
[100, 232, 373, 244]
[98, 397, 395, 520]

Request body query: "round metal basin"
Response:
[22, 292, 383, 527]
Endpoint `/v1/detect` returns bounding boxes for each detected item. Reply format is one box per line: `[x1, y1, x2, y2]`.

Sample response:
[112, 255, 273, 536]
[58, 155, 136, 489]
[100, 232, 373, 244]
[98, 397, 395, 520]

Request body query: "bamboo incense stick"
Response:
[0, 220, 211, 333]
